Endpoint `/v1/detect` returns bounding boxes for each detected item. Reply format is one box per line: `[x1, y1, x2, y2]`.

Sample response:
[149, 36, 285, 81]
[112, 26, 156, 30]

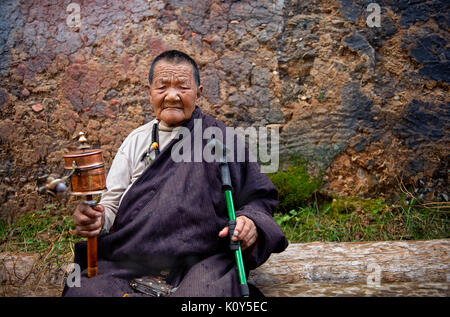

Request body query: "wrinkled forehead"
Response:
[152, 61, 195, 82]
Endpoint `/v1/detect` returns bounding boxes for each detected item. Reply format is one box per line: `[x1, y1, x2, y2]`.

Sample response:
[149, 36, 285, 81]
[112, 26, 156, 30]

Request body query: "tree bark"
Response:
[248, 239, 449, 296]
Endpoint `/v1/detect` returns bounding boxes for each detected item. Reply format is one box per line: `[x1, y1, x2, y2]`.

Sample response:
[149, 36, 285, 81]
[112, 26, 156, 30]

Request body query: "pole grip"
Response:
[228, 220, 239, 251]
[220, 162, 232, 191]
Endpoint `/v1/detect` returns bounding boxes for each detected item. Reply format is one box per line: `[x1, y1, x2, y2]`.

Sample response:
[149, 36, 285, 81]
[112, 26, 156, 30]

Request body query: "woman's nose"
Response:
[165, 87, 181, 101]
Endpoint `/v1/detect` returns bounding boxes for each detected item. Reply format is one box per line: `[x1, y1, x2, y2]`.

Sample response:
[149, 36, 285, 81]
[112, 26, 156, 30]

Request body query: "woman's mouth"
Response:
[162, 105, 183, 110]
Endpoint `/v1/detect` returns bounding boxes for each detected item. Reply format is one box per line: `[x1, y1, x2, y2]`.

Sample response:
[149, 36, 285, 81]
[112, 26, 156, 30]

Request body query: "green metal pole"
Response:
[224, 190, 249, 297]
[211, 138, 250, 297]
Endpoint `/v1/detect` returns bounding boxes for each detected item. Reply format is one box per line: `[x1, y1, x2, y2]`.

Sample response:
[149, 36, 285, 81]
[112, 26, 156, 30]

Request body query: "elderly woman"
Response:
[63, 50, 287, 297]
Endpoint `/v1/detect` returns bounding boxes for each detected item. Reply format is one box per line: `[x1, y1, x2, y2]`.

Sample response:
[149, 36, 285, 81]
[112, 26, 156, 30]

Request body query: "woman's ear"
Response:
[196, 85, 203, 99]
[148, 86, 153, 104]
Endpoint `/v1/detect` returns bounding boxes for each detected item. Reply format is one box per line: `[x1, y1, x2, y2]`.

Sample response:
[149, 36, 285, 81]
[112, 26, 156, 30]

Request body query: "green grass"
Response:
[0, 187, 448, 259]
[274, 196, 449, 243]
[0, 205, 82, 263]
[268, 164, 322, 213]
[268, 161, 449, 243]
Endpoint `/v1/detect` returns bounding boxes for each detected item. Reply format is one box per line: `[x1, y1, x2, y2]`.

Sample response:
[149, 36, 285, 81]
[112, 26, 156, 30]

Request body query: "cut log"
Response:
[1, 239, 449, 296]
[248, 239, 450, 296]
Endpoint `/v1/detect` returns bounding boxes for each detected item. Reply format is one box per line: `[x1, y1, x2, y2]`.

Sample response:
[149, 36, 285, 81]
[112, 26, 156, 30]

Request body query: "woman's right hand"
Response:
[73, 203, 105, 238]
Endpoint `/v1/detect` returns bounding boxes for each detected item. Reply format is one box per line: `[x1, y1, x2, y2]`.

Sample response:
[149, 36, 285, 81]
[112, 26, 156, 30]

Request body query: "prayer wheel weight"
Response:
[63, 132, 107, 278]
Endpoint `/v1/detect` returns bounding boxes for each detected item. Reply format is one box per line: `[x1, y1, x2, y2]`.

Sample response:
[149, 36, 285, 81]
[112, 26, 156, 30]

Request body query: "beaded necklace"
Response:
[141, 120, 160, 167]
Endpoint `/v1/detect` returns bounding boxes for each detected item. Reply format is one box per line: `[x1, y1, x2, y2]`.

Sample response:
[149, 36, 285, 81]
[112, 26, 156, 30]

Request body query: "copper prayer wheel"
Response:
[63, 148, 107, 195]
[63, 132, 107, 278]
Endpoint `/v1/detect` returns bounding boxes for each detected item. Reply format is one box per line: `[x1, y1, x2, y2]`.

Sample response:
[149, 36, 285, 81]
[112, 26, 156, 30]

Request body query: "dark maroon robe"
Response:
[63, 107, 288, 297]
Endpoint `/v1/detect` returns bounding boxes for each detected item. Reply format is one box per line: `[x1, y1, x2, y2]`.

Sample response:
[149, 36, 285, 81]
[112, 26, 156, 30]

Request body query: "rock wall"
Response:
[0, 0, 448, 216]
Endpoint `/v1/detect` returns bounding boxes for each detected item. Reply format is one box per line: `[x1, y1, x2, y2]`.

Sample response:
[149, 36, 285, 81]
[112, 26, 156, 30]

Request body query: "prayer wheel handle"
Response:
[83, 196, 99, 278]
